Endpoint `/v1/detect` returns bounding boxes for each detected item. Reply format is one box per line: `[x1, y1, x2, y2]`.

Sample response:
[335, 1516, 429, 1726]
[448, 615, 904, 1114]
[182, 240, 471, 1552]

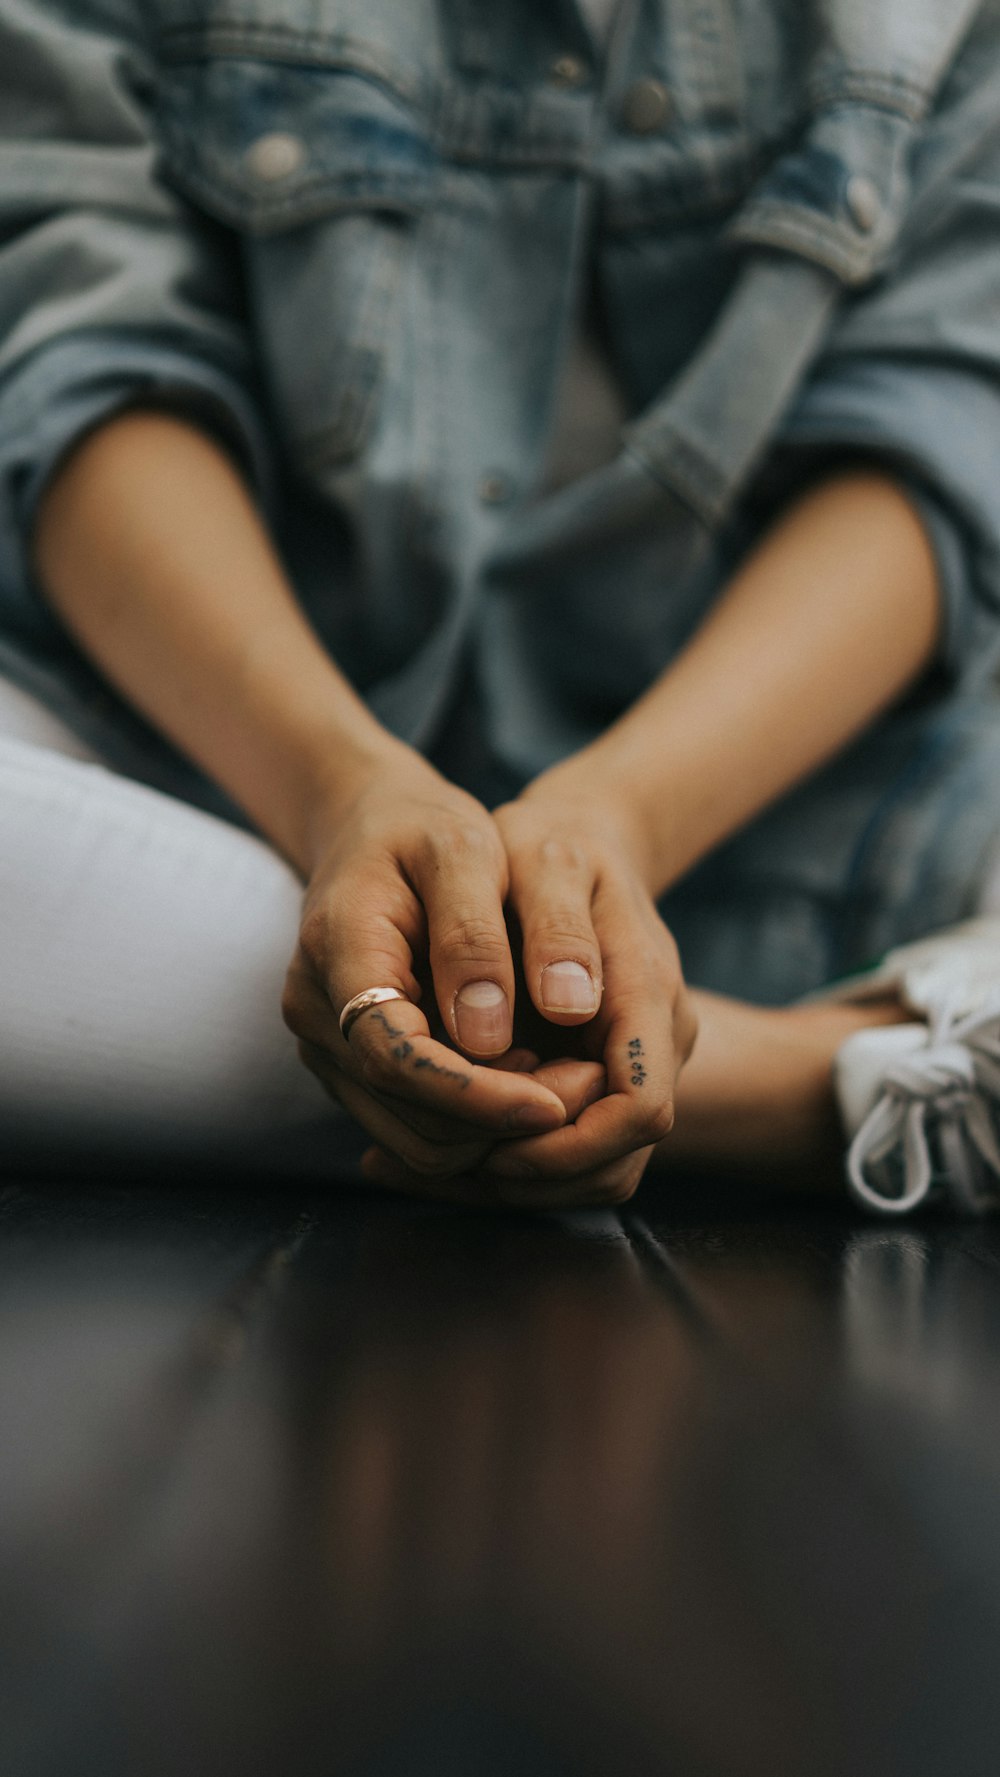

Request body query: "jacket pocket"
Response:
[154, 56, 436, 467]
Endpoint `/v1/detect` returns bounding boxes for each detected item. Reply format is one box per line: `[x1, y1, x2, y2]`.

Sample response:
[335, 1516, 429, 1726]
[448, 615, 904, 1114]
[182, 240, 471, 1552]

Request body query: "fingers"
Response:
[528, 1058, 607, 1121]
[295, 856, 425, 1032]
[408, 824, 516, 1057]
[300, 814, 517, 1064]
[285, 950, 567, 1138]
[307, 1049, 494, 1181]
[358, 1057, 610, 1201]
[485, 881, 694, 1182]
[506, 836, 604, 1027]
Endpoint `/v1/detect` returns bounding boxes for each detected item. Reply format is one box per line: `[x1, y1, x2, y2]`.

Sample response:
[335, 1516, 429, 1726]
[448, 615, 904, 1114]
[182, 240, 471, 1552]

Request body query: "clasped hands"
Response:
[282, 750, 696, 1206]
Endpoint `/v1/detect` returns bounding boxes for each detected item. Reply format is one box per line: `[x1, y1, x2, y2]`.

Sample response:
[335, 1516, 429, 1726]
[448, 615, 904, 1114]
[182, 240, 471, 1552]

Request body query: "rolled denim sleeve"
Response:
[0, 0, 276, 645]
[772, 68, 1000, 683]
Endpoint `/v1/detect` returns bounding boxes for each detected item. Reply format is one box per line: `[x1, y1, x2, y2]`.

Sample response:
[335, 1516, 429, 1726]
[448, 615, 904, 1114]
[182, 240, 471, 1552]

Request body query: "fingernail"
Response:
[454, 979, 511, 1053]
[541, 960, 599, 1013]
[505, 1103, 564, 1133]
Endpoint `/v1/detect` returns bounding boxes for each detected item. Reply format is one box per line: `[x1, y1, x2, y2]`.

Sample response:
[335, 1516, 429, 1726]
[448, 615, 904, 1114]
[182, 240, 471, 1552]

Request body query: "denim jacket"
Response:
[2, 0, 1000, 791]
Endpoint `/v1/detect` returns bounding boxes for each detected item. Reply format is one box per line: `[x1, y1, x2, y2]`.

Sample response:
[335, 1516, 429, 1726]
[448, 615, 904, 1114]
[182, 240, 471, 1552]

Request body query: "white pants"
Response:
[0, 676, 352, 1175]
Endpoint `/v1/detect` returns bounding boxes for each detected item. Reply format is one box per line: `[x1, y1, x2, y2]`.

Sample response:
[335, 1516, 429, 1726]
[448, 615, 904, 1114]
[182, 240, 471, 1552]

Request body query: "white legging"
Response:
[0, 675, 353, 1175]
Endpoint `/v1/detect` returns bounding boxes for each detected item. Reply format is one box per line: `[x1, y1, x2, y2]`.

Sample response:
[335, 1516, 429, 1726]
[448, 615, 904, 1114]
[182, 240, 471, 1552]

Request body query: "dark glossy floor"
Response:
[1, 1170, 999, 1777]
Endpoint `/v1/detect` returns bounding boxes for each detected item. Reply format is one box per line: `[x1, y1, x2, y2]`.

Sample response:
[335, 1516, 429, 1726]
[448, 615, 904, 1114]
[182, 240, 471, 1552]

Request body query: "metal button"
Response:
[478, 473, 512, 505]
[845, 173, 880, 233]
[549, 54, 588, 88]
[620, 78, 672, 135]
[244, 132, 306, 183]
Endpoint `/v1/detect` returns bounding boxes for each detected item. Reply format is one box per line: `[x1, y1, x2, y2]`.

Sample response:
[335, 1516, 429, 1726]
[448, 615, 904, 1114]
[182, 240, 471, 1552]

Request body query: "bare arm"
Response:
[517, 472, 940, 897]
[32, 409, 401, 875]
[468, 471, 941, 1191]
[31, 408, 581, 1173]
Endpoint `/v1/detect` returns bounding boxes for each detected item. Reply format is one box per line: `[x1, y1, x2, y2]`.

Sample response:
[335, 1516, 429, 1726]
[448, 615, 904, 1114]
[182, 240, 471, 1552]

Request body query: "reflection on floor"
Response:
[1, 1174, 998, 1776]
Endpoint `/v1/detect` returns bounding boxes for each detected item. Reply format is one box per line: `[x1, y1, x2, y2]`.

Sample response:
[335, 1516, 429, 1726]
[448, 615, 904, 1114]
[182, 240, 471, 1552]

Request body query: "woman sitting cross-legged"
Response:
[2, 0, 1000, 1215]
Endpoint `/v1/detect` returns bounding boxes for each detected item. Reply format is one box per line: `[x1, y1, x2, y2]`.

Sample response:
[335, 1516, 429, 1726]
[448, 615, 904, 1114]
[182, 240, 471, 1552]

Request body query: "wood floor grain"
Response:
[1, 1174, 997, 1776]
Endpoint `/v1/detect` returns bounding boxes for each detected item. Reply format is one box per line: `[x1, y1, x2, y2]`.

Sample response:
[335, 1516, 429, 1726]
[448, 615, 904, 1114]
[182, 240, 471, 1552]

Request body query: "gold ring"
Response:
[338, 985, 410, 1043]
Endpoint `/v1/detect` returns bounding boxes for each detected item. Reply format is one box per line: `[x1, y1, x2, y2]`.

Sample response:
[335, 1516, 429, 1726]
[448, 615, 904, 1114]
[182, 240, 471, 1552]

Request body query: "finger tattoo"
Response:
[368, 1007, 471, 1087]
[628, 1036, 647, 1087]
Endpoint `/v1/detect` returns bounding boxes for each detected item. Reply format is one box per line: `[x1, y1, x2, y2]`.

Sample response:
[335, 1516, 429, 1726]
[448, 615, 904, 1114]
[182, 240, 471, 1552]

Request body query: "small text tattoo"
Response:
[628, 1036, 647, 1087]
[413, 1054, 472, 1087]
[369, 1008, 471, 1087]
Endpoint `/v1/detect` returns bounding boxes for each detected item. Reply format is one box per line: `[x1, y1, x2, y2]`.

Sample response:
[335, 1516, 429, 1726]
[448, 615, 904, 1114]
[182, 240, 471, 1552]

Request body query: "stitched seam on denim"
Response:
[621, 434, 726, 526]
[157, 24, 427, 110]
[163, 162, 432, 234]
[808, 71, 930, 122]
[294, 225, 406, 465]
[159, 65, 595, 176]
[730, 205, 882, 280]
[1, 332, 257, 430]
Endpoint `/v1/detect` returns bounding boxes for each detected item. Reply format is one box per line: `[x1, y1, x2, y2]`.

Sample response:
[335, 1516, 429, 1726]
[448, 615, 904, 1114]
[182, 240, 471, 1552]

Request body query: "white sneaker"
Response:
[827, 919, 1000, 1216]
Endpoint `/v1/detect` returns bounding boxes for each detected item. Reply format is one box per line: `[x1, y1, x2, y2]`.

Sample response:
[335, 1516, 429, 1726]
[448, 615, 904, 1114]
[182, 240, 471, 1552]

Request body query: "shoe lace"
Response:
[846, 994, 1000, 1216]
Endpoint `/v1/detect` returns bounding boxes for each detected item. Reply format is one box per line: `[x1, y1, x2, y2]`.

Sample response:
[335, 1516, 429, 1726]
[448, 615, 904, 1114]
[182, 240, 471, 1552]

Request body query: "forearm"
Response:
[30, 412, 589, 1165]
[535, 472, 940, 895]
[31, 409, 406, 874]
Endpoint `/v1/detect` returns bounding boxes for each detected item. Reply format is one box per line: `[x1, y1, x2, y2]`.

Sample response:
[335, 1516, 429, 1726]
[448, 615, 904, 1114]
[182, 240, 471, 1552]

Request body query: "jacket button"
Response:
[845, 174, 880, 233]
[244, 132, 306, 183]
[549, 54, 588, 87]
[620, 78, 672, 134]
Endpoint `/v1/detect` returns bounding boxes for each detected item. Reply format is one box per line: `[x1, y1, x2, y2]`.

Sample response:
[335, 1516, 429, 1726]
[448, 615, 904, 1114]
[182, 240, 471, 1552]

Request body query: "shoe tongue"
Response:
[866, 919, 1000, 1021]
[899, 954, 1000, 1021]
[813, 919, 1000, 1018]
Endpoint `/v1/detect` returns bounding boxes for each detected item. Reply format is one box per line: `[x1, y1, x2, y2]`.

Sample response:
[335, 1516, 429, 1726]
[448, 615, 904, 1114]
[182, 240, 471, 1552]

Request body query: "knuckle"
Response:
[359, 1042, 399, 1094]
[422, 817, 498, 871]
[281, 969, 331, 1040]
[452, 819, 497, 861]
[677, 996, 699, 1060]
[643, 1100, 675, 1144]
[297, 905, 331, 967]
[533, 915, 599, 957]
[434, 916, 509, 968]
[281, 980, 306, 1036]
[537, 836, 587, 874]
[604, 1171, 641, 1206]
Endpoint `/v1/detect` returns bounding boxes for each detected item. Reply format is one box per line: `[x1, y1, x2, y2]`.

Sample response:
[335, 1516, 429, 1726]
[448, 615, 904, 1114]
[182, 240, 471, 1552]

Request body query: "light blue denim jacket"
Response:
[2, 1, 1000, 997]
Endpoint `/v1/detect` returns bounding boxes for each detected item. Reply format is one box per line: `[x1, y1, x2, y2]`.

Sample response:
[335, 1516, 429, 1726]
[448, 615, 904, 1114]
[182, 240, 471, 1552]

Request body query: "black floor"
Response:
[1, 1171, 999, 1777]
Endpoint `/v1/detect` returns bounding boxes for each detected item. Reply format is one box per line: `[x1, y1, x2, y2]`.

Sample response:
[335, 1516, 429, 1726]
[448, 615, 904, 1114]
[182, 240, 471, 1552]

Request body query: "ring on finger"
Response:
[339, 985, 411, 1043]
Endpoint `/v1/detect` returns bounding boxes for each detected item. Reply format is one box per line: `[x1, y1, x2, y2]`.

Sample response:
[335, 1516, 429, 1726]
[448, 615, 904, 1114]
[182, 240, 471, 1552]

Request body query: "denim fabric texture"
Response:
[2, 0, 1000, 1001]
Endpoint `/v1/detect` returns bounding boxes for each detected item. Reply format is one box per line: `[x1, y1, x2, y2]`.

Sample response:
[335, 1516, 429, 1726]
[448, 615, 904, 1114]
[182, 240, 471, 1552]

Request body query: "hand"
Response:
[281, 750, 572, 1182]
[496, 774, 697, 1201]
[364, 770, 698, 1206]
